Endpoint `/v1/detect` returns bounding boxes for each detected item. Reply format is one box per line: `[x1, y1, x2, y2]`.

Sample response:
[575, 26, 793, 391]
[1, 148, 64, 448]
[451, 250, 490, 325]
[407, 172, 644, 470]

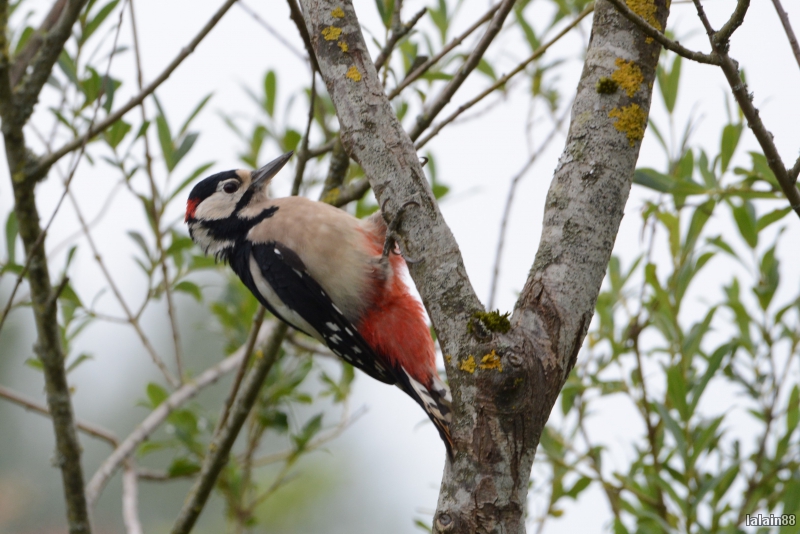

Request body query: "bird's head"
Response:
[185, 151, 292, 256]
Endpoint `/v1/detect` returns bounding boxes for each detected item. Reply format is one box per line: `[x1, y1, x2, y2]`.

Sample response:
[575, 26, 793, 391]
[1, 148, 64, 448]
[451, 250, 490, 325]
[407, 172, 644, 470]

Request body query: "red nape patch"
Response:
[185, 198, 200, 222]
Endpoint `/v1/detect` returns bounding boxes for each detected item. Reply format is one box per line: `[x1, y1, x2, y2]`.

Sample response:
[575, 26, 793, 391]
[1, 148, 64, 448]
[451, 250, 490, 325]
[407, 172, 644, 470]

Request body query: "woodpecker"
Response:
[185, 151, 453, 456]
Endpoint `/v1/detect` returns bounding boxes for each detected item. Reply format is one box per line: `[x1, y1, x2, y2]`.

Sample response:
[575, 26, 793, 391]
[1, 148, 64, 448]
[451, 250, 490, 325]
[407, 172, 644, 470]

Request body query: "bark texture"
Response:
[301, 0, 669, 532]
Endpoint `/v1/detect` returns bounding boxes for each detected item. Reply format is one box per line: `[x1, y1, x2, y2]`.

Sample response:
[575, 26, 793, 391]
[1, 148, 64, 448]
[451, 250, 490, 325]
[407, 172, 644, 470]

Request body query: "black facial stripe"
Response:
[202, 206, 279, 243]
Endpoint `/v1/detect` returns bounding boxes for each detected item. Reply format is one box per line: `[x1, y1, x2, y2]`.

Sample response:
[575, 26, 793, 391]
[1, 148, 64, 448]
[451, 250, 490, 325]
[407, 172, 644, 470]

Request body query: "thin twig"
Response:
[122, 460, 144, 534]
[9, 0, 67, 87]
[128, 0, 184, 384]
[212, 307, 266, 436]
[691, 0, 800, 218]
[32, 0, 240, 179]
[291, 69, 317, 196]
[387, 3, 501, 100]
[286, 0, 320, 72]
[85, 327, 272, 506]
[306, 138, 337, 158]
[714, 0, 749, 46]
[487, 104, 571, 309]
[415, 4, 592, 149]
[0, 384, 119, 446]
[373, 7, 427, 70]
[170, 323, 289, 534]
[604, 0, 720, 65]
[407, 0, 517, 142]
[67, 190, 179, 387]
[770, 0, 800, 71]
[238, 0, 309, 63]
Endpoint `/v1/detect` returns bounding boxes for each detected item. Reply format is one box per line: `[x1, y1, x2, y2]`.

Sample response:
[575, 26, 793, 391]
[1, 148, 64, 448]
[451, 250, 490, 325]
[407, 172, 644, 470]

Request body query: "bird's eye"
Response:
[223, 182, 238, 194]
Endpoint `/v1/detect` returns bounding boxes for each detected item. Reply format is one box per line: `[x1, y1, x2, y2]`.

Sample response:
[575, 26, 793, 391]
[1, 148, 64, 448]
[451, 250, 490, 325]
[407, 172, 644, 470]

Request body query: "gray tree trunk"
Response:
[301, 0, 670, 531]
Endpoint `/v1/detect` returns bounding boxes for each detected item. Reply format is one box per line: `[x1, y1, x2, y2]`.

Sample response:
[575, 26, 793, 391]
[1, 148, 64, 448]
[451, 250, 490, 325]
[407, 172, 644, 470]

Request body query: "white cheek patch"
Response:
[249, 256, 324, 343]
[195, 194, 238, 221]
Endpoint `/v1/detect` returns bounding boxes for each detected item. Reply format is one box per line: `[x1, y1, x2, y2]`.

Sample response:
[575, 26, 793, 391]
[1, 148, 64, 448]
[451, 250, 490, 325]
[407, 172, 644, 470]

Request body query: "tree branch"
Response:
[386, 3, 501, 100]
[13, 0, 89, 129]
[31, 0, 239, 180]
[714, 0, 749, 47]
[170, 323, 289, 534]
[406, 0, 516, 141]
[690, 0, 800, 218]
[0, 384, 119, 447]
[415, 4, 592, 150]
[300, 0, 482, 365]
[770, 0, 800, 71]
[604, 0, 719, 64]
[84, 327, 269, 506]
[9, 0, 67, 87]
[373, 7, 426, 70]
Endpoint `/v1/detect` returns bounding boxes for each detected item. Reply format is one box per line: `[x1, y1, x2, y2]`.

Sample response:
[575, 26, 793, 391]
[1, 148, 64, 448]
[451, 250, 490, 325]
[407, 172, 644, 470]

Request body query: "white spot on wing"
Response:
[326, 322, 340, 331]
[329, 334, 342, 344]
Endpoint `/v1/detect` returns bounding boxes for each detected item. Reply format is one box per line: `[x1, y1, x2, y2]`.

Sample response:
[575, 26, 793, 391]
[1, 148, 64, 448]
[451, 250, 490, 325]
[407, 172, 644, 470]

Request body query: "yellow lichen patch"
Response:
[444, 354, 452, 364]
[345, 65, 361, 82]
[625, 0, 662, 43]
[459, 355, 476, 374]
[321, 26, 342, 41]
[331, 7, 345, 18]
[609, 104, 647, 146]
[478, 350, 503, 372]
[611, 58, 643, 97]
[338, 41, 349, 53]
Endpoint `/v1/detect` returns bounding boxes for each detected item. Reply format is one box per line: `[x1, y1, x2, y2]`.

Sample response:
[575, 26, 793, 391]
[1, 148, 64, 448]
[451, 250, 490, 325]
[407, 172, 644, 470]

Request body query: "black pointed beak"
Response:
[251, 151, 293, 189]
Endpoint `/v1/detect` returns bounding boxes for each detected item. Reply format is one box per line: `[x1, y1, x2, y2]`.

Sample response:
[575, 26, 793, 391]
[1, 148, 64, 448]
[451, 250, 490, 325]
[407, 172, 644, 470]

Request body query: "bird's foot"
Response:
[381, 199, 421, 264]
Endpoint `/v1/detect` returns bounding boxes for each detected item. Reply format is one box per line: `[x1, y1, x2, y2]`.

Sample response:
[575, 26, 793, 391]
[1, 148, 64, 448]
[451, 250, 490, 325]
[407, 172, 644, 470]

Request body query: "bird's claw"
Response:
[381, 199, 422, 264]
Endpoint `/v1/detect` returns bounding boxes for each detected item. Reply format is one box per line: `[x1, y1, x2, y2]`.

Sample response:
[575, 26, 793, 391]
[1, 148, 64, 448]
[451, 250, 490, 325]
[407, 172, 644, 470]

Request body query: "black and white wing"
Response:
[230, 240, 395, 385]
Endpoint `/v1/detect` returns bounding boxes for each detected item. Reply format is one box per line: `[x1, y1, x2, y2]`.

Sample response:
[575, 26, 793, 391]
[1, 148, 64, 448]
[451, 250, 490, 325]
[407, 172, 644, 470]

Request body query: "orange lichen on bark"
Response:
[460, 355, 476, 373]
[346, 65, 361, 81]
[338, 41, 349, 53]
[322, 26, 342, 41]
[609, 104, 647, 146]
[611, 58, 643, 97]
[479, 350, 503, 372]
[625, 0, 662, 43]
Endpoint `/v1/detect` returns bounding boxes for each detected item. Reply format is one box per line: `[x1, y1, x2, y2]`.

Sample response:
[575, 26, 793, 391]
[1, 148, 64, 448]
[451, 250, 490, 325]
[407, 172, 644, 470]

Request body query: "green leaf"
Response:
[174, 280, 202, 302]
[5, 211, 18, 264]
[264, 71, 277, 117]
[566, 476, 592, 499]
[146, 382, 169, 408]
[666, 365, 690, 421]
[414, 519, 433, 533]
[292, 414, 323, 453]
[633, 168, 674, 193]
[282, 129, 302, 152]
[179, 93, 212, 136]
[720, 123, 743, 173]
[127, 231, 151, 261]
[476, 58, 497, 81]
[66, 353, 93, 374]
[171, 132, 199, 171]
[731, 200, 758, 248]
[688, 343, 732, 414]
[81, 0, 119, 44]
[156, 115, 174, 169]
[25, 357, 44, 371]
[168, 457, 201, 477]
[657, 54, 681, 113]
[787, 386, 799, 435]
[103, 119, 131, 149]
[683, 199, 715, 258]
[756, 207, 792, 232]
[428, 0, 449, 43]
[754, 245, 780, 310]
